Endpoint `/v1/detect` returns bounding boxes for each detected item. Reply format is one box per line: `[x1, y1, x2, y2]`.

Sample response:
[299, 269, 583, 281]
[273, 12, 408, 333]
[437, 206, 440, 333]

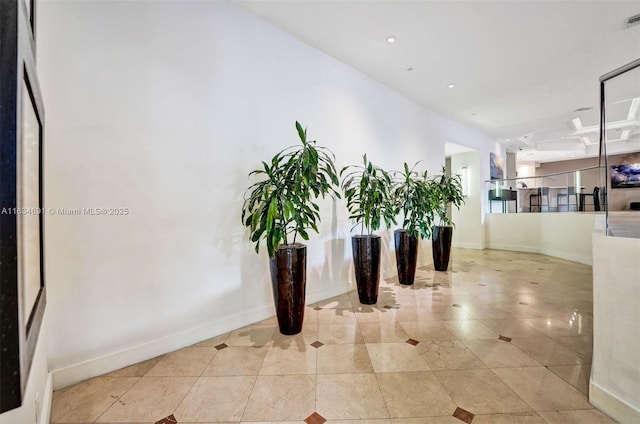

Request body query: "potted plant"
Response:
[429, 167, 465, 271]
[341, 155, 396, 304]
[392, 162, 438, 285]
[241, 122, 339, 335]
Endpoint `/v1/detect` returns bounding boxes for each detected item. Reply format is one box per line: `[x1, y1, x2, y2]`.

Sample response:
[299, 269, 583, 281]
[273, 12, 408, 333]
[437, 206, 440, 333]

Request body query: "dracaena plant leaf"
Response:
[241, 122, 340, 258]
[340, 155, 396, 236]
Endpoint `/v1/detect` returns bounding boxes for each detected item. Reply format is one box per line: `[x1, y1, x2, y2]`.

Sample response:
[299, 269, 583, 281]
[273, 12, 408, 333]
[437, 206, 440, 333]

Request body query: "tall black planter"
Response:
[269, 244, 306, 335]
[432, 226, 453, 272]
[352, 235, 381, 304]
[394, 229, 418, 285]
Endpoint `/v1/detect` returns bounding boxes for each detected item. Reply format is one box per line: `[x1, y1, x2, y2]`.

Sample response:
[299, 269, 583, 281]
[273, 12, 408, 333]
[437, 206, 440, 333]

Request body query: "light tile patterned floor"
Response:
[50, 249, 616, 424]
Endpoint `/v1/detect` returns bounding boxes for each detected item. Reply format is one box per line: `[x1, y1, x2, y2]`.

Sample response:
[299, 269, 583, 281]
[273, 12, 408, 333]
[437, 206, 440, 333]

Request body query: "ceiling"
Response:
[236, 0, 640, 163]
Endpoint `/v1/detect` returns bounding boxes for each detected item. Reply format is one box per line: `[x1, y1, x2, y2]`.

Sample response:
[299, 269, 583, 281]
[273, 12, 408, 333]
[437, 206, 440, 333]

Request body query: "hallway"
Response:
[50, 249, 613, 423]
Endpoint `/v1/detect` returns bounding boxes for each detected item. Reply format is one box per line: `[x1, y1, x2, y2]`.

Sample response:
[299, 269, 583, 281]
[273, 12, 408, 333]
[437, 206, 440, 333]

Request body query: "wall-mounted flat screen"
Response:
[611, 163, 640, 189]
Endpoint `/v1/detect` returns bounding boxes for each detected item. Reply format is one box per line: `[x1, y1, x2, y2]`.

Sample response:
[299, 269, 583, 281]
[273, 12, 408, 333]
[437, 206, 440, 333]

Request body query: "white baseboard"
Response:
[590, 381, 640, 424]
[452, 241, 484, 249]
[486, 243, 591, 265]
[485, 243, 540, 254]
[52, 282, 351, 390]
[539, 247, 591, 266]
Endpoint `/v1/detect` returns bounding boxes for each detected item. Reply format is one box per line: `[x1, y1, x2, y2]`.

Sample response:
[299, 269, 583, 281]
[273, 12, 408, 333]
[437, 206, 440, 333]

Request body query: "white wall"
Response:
[591, 216, 640, 423]
[485, 213, 598, 265]
[451, 152, 483, 249]
[38, 1, 497, 388]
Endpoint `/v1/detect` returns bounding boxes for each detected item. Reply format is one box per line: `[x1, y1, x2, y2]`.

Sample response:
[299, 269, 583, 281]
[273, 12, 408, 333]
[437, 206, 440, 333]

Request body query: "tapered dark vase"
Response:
[432, 226, 453, 272]
[352, 235, 381, 304]
[269, 243, 306, 335]
[394, 229, 418, 285]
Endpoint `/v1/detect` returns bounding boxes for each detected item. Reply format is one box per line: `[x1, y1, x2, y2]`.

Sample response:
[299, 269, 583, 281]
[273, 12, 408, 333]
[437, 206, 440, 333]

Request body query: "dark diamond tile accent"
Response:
[530, 282, 540, 285]
[305, 412, 326, 424]
[519, 302, 529, 305]
[452, 304, 462, 308]
[406, 338, 420, 346]
[214, 343, 228, 350]
[155, 414, 178, 424]
[498, 335, 513, 342]
[478, 283, 486, 286]
[310, 341, 324, 349]
[383, 305, 393, 309]
[313, 306, 323, 311]
[453, 406, 475, 423]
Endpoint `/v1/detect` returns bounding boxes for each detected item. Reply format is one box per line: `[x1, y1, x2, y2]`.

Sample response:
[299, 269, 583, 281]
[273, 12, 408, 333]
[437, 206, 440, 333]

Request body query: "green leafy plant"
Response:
[430, 166, 465, 227]
[241, 122, 340, 258]
[392, 162, 439, 239]
[341, 155, 396, 235]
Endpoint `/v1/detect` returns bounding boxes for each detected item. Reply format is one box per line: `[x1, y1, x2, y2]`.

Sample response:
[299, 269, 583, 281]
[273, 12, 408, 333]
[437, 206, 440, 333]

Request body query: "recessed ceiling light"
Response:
[506, 138, 510, 142]
[471, 113, 477, 116]
[406, 67, 414, 71]
[386, 36, 396, 43]
[448, 83, 455, 88]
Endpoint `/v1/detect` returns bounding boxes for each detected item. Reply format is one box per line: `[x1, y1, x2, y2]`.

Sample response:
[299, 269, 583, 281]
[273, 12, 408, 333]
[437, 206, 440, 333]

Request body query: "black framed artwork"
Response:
[0, 0, 46, 413]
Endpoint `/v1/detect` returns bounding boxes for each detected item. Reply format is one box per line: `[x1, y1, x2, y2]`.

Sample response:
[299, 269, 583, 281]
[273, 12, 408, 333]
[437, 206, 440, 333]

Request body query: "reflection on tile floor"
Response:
[51, 249, 616, 424]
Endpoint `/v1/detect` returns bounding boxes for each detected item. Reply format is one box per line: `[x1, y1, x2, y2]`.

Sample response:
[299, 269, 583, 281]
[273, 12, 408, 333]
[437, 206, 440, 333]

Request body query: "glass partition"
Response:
[600, 59, 640, 238]
[485, 166, 605, 214]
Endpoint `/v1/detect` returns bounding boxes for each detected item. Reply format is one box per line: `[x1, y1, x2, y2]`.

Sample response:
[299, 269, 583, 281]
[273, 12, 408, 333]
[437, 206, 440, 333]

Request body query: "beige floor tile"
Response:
[173, 376, 255, 421]
[399, 322, 458, 342]
[480, 319, 549, 338]
[259, 344, 316, 374]
[417, 340, 486, 370]
[316, 293, 353, 309]
[519, 317, 592, 337]
[472, 412, 546, 423]
[459, 305, 513, 320]
[243, 422, 305, 424]
[317, 308, 357, 323]
[317, 323, 365, 344]
[376, 371, 457, 417]
[366, 343, 430, 373]
[441, 320, 500, 340]
[554, 335, 593, 359]
[316, 373, 389, 419]
[461, 339, 540, 368]
[391, 418, 460, 424]
[51, 377, 139, 423]
[105, 357, 163, 377]
[242, 375, 315, 421]
[96, 377, 197, 422]
[435, 369, 532, 414]
[190, 332, 229, 347]
[51, 249, 599, 424]
[145, 347, 216, 377]
[226, 325, 276, 347]
[547, 364, 591, 395]
[317, 344, 374, 374]
[201, 346, 267, 376]
[394, 307, 437, 322]
[428, 306, 472, 321]
[492, 367, 592, 411]
[511, 338, 588, 366]
[354, 306, 398, 323]
[537, 409, 616, 423]
[360, 322, 411, 343]
[271, 322, 318, 346]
